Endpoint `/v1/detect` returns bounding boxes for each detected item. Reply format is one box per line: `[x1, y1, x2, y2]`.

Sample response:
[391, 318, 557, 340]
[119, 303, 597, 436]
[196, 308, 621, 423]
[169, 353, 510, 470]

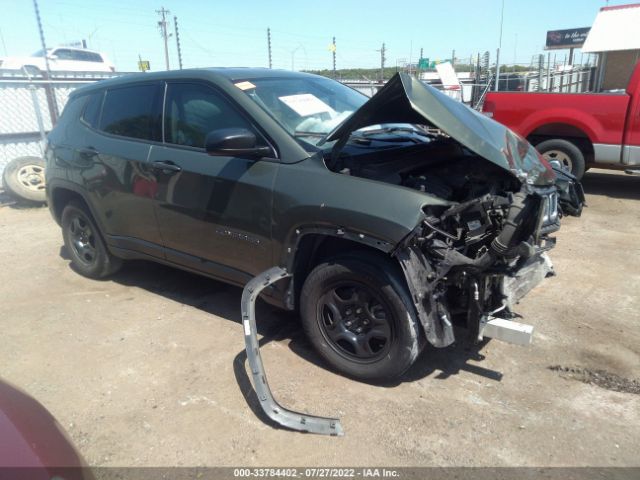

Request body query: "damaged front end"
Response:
[395, 183, 558, 348]
[322, 73, 585, 348]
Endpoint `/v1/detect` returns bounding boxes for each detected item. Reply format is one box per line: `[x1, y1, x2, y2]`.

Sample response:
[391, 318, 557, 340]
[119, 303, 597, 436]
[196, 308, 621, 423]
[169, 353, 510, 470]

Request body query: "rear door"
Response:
[73, 82, 165, 258]
[149, 81, 277, 284]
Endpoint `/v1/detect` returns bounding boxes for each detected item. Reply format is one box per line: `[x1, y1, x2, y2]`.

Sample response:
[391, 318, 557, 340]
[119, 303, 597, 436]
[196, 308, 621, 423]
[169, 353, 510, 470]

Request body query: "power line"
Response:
[156, 6, 170, 71]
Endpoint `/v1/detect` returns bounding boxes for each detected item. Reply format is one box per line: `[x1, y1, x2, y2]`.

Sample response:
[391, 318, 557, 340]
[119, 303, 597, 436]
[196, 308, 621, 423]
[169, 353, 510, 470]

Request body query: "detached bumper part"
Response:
[477, 254, 551, 346]
[480, 317, 534, 346]
[241, 266, 344, 436]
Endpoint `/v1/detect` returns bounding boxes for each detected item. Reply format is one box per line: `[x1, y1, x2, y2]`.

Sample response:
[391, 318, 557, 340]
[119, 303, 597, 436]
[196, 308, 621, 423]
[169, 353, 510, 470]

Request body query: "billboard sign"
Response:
[545, 27, 591, 50]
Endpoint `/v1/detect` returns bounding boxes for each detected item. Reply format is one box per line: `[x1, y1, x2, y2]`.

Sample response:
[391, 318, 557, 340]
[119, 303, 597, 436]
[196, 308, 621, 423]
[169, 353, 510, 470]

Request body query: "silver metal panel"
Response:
[622, 145, 640, 165]
[501, 253, 554, 311]
[241, 266, 344, 436]
[593, 143, 622, 164]
[482, 317, 534, 346]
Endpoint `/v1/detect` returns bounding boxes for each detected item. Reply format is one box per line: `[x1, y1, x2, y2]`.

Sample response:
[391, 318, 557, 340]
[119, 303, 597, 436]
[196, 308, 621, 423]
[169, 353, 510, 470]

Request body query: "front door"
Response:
[149, 81, 278, 284]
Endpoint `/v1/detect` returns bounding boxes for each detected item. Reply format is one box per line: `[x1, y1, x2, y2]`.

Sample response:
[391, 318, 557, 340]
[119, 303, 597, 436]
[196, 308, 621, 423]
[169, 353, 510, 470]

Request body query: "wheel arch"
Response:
[526, 122, 595, 160]
[284, 229, 405, 312]
[48, 182, 103, 232]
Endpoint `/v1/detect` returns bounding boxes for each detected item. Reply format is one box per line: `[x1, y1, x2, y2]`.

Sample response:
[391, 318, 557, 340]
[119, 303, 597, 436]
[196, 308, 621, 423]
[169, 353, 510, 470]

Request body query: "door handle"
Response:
[79, 147, 99, 157]
[152, 160, 182, 173]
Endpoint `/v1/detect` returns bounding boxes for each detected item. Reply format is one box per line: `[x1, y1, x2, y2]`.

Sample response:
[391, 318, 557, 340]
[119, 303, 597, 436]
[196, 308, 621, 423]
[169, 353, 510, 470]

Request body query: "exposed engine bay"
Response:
[325, 131, 579, 347]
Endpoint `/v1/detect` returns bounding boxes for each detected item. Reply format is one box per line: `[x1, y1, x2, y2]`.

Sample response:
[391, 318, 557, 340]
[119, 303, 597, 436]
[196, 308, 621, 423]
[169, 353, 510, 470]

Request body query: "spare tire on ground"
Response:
[2, 156, 46, 204]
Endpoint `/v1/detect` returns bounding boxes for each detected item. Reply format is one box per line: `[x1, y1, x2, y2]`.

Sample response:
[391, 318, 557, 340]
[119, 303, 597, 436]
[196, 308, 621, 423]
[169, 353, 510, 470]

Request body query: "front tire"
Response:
[61, 201, 122, 279]
[536, 139, 586, 180]
[300, 254, 423, 382]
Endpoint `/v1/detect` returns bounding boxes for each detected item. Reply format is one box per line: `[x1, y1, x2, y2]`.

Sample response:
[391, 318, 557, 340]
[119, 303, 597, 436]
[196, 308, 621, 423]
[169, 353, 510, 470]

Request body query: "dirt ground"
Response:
[0, 169, 639, 467]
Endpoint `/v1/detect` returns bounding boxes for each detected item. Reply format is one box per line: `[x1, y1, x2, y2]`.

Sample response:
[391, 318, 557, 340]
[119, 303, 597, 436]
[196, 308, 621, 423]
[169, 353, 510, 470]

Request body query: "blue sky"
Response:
[0, 0, 623, 72]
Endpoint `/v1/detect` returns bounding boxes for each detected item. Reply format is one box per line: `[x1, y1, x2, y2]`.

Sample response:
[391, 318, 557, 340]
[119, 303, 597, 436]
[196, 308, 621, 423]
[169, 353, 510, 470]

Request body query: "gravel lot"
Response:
[0, 169, 639, 467]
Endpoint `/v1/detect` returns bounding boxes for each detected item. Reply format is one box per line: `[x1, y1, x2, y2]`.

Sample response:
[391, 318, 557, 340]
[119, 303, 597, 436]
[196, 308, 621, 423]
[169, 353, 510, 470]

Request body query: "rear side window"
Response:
[164, 82, 261, 148]
[81, 91, 103, 128]
[87, 52, 103, 63]
[77, 51, 103, 62]
[100, 84, 162, 141]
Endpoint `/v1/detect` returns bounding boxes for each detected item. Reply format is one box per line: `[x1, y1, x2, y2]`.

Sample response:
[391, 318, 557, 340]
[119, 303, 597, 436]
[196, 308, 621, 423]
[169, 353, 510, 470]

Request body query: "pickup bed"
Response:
[483, 62, 640, 179]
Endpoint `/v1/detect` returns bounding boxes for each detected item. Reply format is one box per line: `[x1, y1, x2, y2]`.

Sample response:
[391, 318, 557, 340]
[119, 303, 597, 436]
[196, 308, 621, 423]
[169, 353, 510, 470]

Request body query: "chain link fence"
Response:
[0, 70, 121, 186]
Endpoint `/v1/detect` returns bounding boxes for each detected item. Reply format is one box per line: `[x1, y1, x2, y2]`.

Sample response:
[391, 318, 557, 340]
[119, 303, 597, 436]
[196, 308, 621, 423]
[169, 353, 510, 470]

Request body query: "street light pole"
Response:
[494, 0, 505, 91]
[291, 45, 303, 71]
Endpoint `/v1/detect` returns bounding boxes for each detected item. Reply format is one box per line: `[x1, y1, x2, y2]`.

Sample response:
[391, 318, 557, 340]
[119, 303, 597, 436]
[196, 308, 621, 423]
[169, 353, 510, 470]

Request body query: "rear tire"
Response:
[536, 139, 586, 180]
[61, 201, 122, 279]
[2, 156, 46, 203]
[300, 253, 423, 382]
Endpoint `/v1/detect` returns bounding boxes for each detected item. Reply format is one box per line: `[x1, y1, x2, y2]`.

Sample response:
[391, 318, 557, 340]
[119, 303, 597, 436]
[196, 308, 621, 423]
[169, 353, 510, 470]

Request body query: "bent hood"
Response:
[325, 73, 555, 186]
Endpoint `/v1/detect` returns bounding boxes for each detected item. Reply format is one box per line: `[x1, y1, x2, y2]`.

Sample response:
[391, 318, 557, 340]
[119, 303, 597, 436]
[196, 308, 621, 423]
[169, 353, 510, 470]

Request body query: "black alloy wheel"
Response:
[300, 254, 424, 382]
[61, 201, 122, 279]
[68, 214, 98, 266]
[317, 281, 393, 362]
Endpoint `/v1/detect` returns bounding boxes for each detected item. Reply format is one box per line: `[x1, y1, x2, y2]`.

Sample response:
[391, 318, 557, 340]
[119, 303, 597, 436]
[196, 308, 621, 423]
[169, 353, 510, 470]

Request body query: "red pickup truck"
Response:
[482, 62, 640, 180]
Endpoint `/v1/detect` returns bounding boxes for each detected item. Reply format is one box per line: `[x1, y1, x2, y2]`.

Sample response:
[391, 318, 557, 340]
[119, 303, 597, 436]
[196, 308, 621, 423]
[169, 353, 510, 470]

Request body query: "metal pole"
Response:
[267, 28, 272, 69]
[174, 16, 183, 70]
[29, 85, 47, 153]
[537, 54, 544, 92]
[32, 0, 58, 123]
[380, 42, 386, 82]
[156, 7, 170, 71]
[546, 52, 551, 92]
[332, 36, 336, 79]
[494, 0, 505, 91]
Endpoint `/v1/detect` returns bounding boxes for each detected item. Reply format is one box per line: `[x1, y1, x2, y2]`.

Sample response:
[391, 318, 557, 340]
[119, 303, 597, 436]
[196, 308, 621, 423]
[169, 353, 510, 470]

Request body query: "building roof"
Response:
[582, 3, 640, 53]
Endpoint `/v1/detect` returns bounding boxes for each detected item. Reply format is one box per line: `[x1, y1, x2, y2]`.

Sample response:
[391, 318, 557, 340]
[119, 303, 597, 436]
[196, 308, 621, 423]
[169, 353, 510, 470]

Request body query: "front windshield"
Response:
[238, 76, 368, 146]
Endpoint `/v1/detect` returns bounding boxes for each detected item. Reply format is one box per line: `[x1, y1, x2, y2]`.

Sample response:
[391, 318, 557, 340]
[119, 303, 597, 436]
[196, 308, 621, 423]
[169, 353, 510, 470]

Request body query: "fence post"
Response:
[537, 54, 544, 92]
[43, 74, 58, 126]
[28, 84, 47, 156]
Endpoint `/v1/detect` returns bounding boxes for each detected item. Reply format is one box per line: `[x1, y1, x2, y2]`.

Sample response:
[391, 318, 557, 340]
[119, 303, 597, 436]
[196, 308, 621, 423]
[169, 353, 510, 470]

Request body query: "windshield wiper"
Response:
[294, 131, 327, 138]
[355, 126, 430, 137]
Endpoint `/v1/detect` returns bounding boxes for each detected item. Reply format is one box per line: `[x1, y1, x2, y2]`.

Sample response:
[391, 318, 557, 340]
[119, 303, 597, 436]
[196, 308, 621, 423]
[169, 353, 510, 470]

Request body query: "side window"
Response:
[81, 91, 103, 128]
[87, 52, 103, 63]
[100, 84, 162, 141]
[164, 83, 262, 149]
[55, 49, 74, 60]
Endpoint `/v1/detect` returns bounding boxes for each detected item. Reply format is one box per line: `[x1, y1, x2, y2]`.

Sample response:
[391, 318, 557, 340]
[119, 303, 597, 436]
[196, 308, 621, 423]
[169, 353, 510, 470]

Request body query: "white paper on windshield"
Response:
[235, 81, 256, 90]
[278, 94, 334, 117]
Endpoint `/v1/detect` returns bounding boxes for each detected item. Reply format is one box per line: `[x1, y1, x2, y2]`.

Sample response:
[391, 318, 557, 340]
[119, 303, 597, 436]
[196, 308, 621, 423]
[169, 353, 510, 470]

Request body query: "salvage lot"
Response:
[0, 169, 639, 466]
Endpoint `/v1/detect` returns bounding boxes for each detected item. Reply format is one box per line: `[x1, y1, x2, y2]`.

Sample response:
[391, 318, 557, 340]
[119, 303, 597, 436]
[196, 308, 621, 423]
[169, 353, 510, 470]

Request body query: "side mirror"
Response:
[47, 54, 58, 60]
[205, 128, 272, 158]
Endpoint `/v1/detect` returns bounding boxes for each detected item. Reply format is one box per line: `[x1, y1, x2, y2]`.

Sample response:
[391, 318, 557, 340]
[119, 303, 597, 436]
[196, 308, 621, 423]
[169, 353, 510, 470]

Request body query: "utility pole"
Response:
[267, 28, 272, 69]
[332, 36, 336, 79]
[174, 16, 183, 69]
[156, 7, 170, 71]
[494, 0, 505, 91]
[32, 0, 58, 122]
[379, 42, 386, 82]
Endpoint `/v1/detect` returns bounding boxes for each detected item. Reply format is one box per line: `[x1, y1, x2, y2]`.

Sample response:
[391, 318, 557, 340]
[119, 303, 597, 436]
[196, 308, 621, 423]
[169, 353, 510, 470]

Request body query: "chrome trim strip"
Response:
[622, 145, 640, 165]
[593, 143, 622, 164]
